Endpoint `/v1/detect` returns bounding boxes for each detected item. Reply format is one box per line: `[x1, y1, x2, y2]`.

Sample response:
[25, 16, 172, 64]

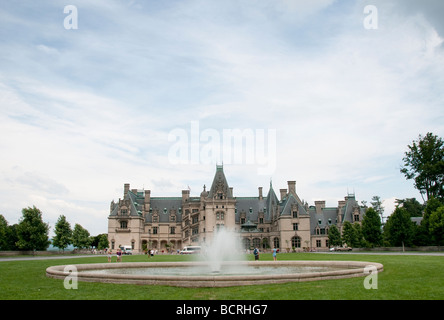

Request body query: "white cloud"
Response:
[0, 1, 443, 235]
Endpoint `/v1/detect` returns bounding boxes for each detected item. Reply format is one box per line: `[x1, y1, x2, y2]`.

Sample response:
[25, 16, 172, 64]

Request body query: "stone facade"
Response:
[108, 165, 364, 253]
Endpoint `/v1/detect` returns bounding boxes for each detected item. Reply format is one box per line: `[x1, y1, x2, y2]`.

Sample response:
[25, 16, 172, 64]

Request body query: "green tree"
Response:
[97, 234, 109, 250]
[52, 215, 72, 252]
[416, 197, 443, 245]
[328, 225, 342, 247]
[352, 223, 365, 247]
[429, 206, 444, 246]
[395, 198, 424, 217]
[370, 196, 385, 224]
[362, 207, 382, 247]
[383, 207, 415, 248]
[0, 216, 19, 250]
[72, 224, 91, 249]
[400, 132, 444, 202]
[341, 221, 355, 247]
[0, 215, 9, 250]
[90, 233, 109, 250]
[16, 206, 50, 252]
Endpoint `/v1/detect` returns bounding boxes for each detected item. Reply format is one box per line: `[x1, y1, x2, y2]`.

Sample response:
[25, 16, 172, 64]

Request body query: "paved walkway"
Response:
[0, 255, 107, 262]
[2, 251, 443, 262]
[316, 251, 444, 256]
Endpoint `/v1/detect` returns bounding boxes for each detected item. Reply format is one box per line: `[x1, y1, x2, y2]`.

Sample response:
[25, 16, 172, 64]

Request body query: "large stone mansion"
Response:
[108, 165, 364, 254]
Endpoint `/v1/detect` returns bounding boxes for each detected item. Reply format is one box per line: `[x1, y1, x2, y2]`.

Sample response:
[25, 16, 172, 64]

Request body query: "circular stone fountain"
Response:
[46, 260, 383, 288]
[46, 230, 382, 287]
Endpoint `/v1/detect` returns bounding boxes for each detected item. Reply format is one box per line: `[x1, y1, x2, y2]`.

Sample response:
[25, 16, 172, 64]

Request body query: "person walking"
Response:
[272, 247, 278, 261]
[116, 248, 122, 262]
[253, 247, 259, 261]
[107, 249, 112, 262]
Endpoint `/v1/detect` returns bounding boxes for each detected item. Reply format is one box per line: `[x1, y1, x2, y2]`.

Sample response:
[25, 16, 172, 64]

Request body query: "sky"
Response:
[0, 0, 443, 237]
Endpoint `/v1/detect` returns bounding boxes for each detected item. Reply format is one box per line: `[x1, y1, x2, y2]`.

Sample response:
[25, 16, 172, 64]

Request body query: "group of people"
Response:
[253, 247, 278, 261]
[106, 247, 280, 262]
[106, 248, 123, 262]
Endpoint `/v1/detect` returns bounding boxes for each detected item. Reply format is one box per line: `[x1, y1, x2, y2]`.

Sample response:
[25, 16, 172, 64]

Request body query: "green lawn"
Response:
[0, 253, 443, 300]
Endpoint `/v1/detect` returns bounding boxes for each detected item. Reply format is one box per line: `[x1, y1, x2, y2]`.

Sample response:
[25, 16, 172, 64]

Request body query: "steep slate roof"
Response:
[207, 165, 233, 199]
[264, 183, 279, 220]
[235, 197, 267, 223]
[308, 195, 364, 234]
[279, 193, 309, 216]
[109, 190, 144, 217]
[309, 207, 338, 232]
[146, 197, 183, 223]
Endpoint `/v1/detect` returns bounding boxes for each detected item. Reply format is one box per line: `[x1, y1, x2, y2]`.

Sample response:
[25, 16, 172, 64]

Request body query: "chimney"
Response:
[287, 181, 296, 195]
[280, 188, 287, 201]
[144, 190, 151, 211]
[258, 187, 263, 200]
[182, 190, 190, 202]
[315, 200, 325, 214]
[229, 187, 233, 197]
[124, 183, 130, 196]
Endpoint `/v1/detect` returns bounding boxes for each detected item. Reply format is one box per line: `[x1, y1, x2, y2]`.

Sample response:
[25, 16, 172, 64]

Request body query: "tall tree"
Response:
[72, 224, 91, 249]
[352, 223, 365, 247]
[416, 197, 443, 245]
[400, 132, 444, 202]
[52, 215, 72, 252]
[328, 225, 342, 247]
[370, 196, 385, 224]
[0, 215, 9, 250]
[383, 207, 415, 248]
[429, 206, 444, 246]
[91, 233, 109, 250]
[394, 198, 424, 217]
[16, 206, 50, 252]
[341, 221, 356, 247]
[362, 207, 382, 247]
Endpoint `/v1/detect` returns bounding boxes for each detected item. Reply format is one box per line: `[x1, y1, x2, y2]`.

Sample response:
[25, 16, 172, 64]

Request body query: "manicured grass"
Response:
[0, 253, 443, 300]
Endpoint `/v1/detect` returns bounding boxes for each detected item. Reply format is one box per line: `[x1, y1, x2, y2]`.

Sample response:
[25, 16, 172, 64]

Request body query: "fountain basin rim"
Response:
[46, 260, 383, 287]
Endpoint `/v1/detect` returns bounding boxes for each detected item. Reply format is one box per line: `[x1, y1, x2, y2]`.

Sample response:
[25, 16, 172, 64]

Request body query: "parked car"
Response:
[329, 246, 352, 252]
[180, 246, 201, 254]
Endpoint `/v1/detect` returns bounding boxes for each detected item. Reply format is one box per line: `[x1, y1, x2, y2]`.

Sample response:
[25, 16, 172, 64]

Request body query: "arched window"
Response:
[273, 237, 280, 249]
[291, 236, 301, 248]
[243, 238, 251, 250]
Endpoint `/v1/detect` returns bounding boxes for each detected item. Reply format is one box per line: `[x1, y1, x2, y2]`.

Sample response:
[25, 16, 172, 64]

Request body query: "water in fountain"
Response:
[203, 228, 245, 273]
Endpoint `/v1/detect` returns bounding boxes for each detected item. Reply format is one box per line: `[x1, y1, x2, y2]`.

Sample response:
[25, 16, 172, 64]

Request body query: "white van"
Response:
[180, 246, 201, 254]
[120, 245, 133, 255]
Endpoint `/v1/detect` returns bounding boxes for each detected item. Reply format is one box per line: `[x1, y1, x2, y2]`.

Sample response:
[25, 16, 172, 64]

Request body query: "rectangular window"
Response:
[293, 223, 298, 231]
[152, 227, 158, 235]
[170, 227, 175, 234]
[316, 240, 321, 247]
